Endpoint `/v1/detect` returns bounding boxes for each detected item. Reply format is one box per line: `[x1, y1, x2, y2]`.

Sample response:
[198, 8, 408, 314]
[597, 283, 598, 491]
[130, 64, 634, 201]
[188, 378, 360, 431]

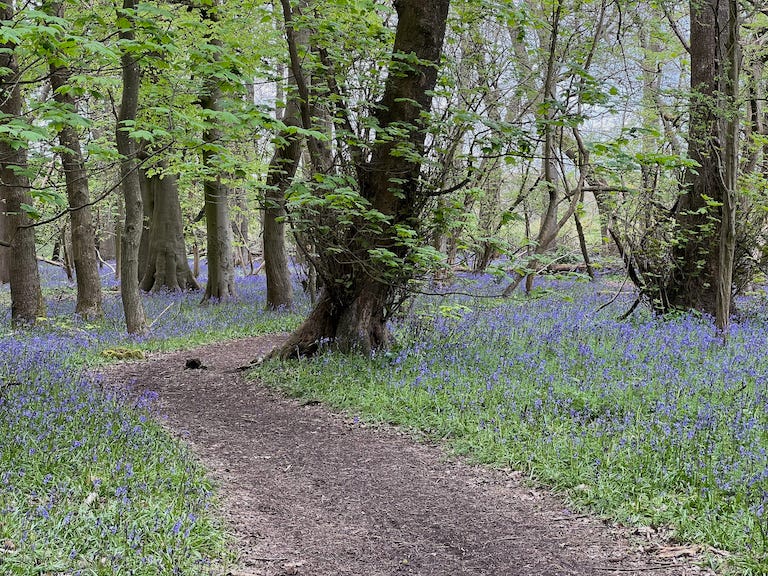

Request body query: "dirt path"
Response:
[100, 336, 715, 576]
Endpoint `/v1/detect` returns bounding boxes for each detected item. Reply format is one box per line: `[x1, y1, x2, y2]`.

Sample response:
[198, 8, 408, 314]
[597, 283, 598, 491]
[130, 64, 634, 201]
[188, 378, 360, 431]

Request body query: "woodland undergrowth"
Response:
[0, 263, 304, 575]
[255, 272, 768, 576]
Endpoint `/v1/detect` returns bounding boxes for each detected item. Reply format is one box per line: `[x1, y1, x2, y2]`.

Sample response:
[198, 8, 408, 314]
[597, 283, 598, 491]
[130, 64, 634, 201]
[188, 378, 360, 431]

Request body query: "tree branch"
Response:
[423, 177, 471, 198]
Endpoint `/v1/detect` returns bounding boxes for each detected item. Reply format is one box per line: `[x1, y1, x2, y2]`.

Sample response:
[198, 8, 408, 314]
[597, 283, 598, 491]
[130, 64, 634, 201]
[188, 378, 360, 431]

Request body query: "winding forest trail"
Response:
[100, 336, 715, 576]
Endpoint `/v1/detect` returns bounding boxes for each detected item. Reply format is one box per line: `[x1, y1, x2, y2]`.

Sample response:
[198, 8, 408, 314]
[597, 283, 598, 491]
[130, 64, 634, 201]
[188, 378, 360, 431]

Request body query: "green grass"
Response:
[250, 279, 768, 575]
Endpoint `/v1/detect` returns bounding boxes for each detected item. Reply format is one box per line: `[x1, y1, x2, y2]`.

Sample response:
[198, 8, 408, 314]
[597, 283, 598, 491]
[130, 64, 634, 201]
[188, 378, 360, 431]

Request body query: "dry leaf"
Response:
[1, 538, 16, 551]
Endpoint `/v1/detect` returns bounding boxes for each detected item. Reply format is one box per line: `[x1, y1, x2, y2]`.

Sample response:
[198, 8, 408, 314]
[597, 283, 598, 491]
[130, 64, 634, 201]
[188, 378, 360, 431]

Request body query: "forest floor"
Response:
[99, 335, 718, 576]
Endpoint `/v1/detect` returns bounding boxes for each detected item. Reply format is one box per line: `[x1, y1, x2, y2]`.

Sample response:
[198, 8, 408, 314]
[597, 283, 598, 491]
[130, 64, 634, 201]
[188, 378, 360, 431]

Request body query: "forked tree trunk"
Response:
[273, 0, 450, 358]
[139, 165, 200, 292]
[48, 5, 103, 319]
[502, 3, 562, 297]
[0, 2, 44, 325]
[116, 0, 147, 334]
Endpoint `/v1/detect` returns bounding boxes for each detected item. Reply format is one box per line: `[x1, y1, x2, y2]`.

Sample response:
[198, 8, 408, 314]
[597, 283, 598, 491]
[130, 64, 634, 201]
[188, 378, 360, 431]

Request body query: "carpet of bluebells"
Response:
[0, 263, 304, 575]
[256, 273, 768, 574]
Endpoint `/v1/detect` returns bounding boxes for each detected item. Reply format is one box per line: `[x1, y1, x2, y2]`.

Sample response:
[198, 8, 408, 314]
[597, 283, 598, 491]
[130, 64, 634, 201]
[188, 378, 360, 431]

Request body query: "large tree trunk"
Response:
[273, 0, 450, 358]
[200, 3, 236, 302]
[139, 164, 200, 292]
[202, 176, 236, 301]
[667, 0, 738, 322]
[0, 2, 44, 325]
[49, 2, 103, 319]
[116, 0, 147, 334]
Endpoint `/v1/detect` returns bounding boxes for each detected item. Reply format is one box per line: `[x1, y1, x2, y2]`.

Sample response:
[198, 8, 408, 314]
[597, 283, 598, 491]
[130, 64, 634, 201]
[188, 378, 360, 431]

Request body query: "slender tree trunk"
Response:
[116, 0, 147, 334]
[139, 164, 200, 292]
[573, 204, 595, 280]
[715, 0, 739, 333]
[98, 204, 117, 261]
[193, 240, 200, 278]
[0, 2, 44, 325]
[61, 223, 74, 282]
[502, 3, 562, 297]
[264, 95, 301, 310]
[115, 198, 123, 280]
[137, 161, 152, 281]
[200, 3, 236, 302]
[233, 189, 250, 271]
[48, 2, 103, 319]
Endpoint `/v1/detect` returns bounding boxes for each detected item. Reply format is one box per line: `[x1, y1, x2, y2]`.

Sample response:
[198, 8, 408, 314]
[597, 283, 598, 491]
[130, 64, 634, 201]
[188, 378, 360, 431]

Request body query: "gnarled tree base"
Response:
[141, 251, 200, 293]
[269, 287, 389, 360]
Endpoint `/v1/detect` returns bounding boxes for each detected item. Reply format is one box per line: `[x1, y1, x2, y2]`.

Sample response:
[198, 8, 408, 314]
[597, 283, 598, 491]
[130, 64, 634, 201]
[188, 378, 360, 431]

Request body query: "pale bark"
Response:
[139, 164, 200, 292]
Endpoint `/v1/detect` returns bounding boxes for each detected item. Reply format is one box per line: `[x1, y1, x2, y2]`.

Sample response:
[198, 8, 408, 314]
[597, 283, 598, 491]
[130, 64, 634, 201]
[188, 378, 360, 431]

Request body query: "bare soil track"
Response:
[99, 335, 717, 576]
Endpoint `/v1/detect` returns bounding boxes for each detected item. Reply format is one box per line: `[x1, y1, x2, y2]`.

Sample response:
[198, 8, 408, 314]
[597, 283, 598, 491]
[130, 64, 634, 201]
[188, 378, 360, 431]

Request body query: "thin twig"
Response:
[95, 248, 116, 273]
[593, 271, 631, 315]
[147, 302, 176, 329]
[591, 566, 674, 572]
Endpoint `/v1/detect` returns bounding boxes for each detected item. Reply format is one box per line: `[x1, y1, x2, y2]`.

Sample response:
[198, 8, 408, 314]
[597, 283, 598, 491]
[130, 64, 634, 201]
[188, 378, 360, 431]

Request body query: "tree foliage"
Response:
[3, 0, 768, 339]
